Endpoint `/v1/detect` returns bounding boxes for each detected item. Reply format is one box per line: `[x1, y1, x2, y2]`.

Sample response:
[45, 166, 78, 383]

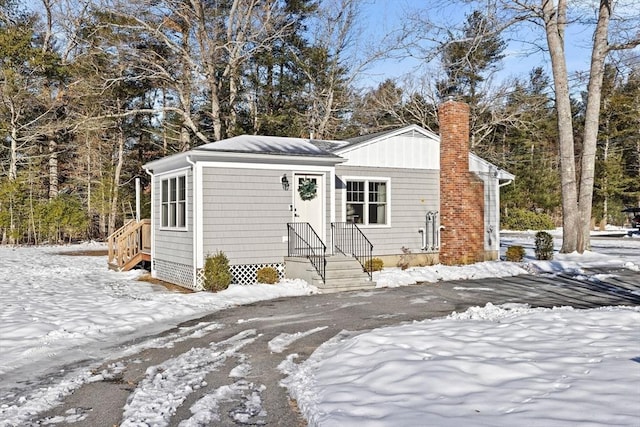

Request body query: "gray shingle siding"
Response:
[153, 170, 194, 267]
[201, 167, 331, 265]
[335, 165, 439, 255]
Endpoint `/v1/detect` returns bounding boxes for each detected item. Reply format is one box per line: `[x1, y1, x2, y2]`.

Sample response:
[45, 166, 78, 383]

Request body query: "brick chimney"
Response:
[439, 100, 485, 264]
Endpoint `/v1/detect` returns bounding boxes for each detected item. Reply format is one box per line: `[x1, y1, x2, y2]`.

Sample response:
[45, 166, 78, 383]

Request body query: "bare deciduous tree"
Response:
[406, 0, 640, 253]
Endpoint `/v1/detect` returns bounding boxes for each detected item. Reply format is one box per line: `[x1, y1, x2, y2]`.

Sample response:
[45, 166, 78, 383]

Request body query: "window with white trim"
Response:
[346, 179, 388, 225]
[161, 175, 186, 229]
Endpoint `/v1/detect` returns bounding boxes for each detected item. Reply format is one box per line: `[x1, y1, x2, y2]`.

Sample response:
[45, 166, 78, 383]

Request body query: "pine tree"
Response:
[501, 68, 561, 219]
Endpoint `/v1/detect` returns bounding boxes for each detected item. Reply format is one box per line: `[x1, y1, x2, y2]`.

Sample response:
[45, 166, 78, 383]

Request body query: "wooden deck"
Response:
[107, 219, 151, 271]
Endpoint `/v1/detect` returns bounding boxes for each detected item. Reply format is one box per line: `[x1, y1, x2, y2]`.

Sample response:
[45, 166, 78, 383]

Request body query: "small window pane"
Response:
[178, 176, 186, 201]
[161, 204, 168, 227]
[162, 180, 168, 203]
[369, 182, 387, 202]
[369, 203, 386, 224]
[177, 202, 186, 227]
[170, 177, 177, 202]
[347, 181, 364, 202]
[347, 203, 364, 223]
[170, 203, 177, 227]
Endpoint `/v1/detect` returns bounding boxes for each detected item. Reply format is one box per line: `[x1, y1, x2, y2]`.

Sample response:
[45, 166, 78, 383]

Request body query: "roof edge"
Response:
[335, 124, 439, 154]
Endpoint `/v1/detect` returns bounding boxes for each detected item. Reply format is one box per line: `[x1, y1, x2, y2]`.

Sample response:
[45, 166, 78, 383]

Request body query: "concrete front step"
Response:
[311, 278, 375, 293]
[285, 255, 376, 292]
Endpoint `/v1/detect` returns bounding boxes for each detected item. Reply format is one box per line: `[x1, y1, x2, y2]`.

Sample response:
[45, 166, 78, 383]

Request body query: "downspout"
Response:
[496, 177, 513, 256]
[486, 170, 495, 249]
[144, 167, 155, 277]
[186, 155, 198, 289]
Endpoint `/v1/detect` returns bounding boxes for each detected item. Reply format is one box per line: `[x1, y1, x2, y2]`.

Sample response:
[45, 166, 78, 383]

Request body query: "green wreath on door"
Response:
[298, 179, 317, 201]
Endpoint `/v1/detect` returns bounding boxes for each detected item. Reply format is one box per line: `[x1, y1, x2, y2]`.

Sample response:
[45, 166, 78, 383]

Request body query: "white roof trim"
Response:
[144, 148, 343, 174]
[469, 153, 515, 180]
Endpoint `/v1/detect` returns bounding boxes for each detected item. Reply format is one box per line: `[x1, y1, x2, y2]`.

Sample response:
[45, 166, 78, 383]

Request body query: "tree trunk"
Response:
[85, 132, 92, 236]
[317, 88, 334, 140]
[602, 134, 609, 224]
[48, 137, 58, 199]
[636, 138, 640, 207]
[542, 0, 579, 253]
[227, 66, 238, 137]
[211, 83, 222, 141]
[577, 0, 611, 252]
[108, 125, 125, 236]
[9, 124, 18, 181]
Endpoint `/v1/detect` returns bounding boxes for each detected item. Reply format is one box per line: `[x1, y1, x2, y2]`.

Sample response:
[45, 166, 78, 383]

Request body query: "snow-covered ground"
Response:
[1, 230, 639, 426]
[0, 243, 317, 385]
[281, 304, 640, 426]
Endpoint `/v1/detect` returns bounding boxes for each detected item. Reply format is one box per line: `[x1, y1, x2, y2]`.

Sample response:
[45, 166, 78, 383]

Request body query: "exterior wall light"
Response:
[281, 174, 290, 190]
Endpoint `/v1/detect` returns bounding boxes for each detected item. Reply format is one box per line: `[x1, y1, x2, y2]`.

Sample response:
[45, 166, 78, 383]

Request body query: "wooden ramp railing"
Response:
[108, 219, 151, 271]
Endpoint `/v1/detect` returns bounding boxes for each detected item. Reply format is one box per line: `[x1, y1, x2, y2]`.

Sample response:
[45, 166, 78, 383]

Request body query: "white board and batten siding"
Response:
[338, 128, 440, 170]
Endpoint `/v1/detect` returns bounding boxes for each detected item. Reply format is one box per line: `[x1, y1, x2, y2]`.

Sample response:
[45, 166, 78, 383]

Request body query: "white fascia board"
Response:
[152, 166, 191, 178]
[144, 152, 191, 174]
[196, 160, 335, 173]
[469, 153, 515, 180]
[189, 151, 345, 166]
[145, 151, 343, 175]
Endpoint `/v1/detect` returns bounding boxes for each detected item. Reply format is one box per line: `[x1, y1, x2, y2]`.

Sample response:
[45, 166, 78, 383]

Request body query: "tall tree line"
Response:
[1, 0, 638, 246]
[0, 0, 359, 243]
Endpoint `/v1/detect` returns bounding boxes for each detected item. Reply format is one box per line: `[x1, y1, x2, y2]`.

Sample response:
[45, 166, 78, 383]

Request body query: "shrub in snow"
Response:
[534, 231, 554, 260]
[256, 266, 278, 284]
[203, 251, 232, 292]
[505, 245, 525, 262]
[37, 194, 89, 243]
[365, 257, 384, 272]
[502, 208, 555, 231]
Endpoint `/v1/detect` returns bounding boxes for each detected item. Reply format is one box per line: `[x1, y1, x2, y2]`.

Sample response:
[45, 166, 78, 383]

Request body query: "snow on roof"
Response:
[345, 127, 399, 145]
[335, 124, 440, 154]
[194, 135, 342, 158]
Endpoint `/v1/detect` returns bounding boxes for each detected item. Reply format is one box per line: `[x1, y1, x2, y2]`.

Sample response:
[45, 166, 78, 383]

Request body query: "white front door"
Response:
[293, 173, 324, 238]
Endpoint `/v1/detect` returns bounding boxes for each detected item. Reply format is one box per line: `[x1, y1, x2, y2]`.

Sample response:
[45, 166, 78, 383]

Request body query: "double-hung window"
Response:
[346, 178, 389, 225]
[161, 175, 186, 229]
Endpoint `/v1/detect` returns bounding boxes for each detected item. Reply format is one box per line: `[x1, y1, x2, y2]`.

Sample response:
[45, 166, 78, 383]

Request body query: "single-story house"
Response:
[140, 100, 514, 291]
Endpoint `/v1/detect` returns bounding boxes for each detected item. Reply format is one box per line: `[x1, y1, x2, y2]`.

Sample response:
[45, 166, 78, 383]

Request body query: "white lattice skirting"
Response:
[230, 263, 285, 286]
[154, 259, 202, 291]
[154, 260, 284, 290]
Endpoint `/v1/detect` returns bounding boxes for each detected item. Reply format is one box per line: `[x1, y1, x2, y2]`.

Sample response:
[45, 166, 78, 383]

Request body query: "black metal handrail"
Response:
[331, 222, 374, 280]
[287, 222, 326, 282]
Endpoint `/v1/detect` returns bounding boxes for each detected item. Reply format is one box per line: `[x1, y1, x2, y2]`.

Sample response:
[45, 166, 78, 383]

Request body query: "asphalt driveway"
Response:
[31, 267, 640, 426]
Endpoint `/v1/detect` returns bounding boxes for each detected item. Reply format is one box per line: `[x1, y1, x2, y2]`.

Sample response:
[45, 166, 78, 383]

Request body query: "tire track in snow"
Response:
[121, 329, 257, 427]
